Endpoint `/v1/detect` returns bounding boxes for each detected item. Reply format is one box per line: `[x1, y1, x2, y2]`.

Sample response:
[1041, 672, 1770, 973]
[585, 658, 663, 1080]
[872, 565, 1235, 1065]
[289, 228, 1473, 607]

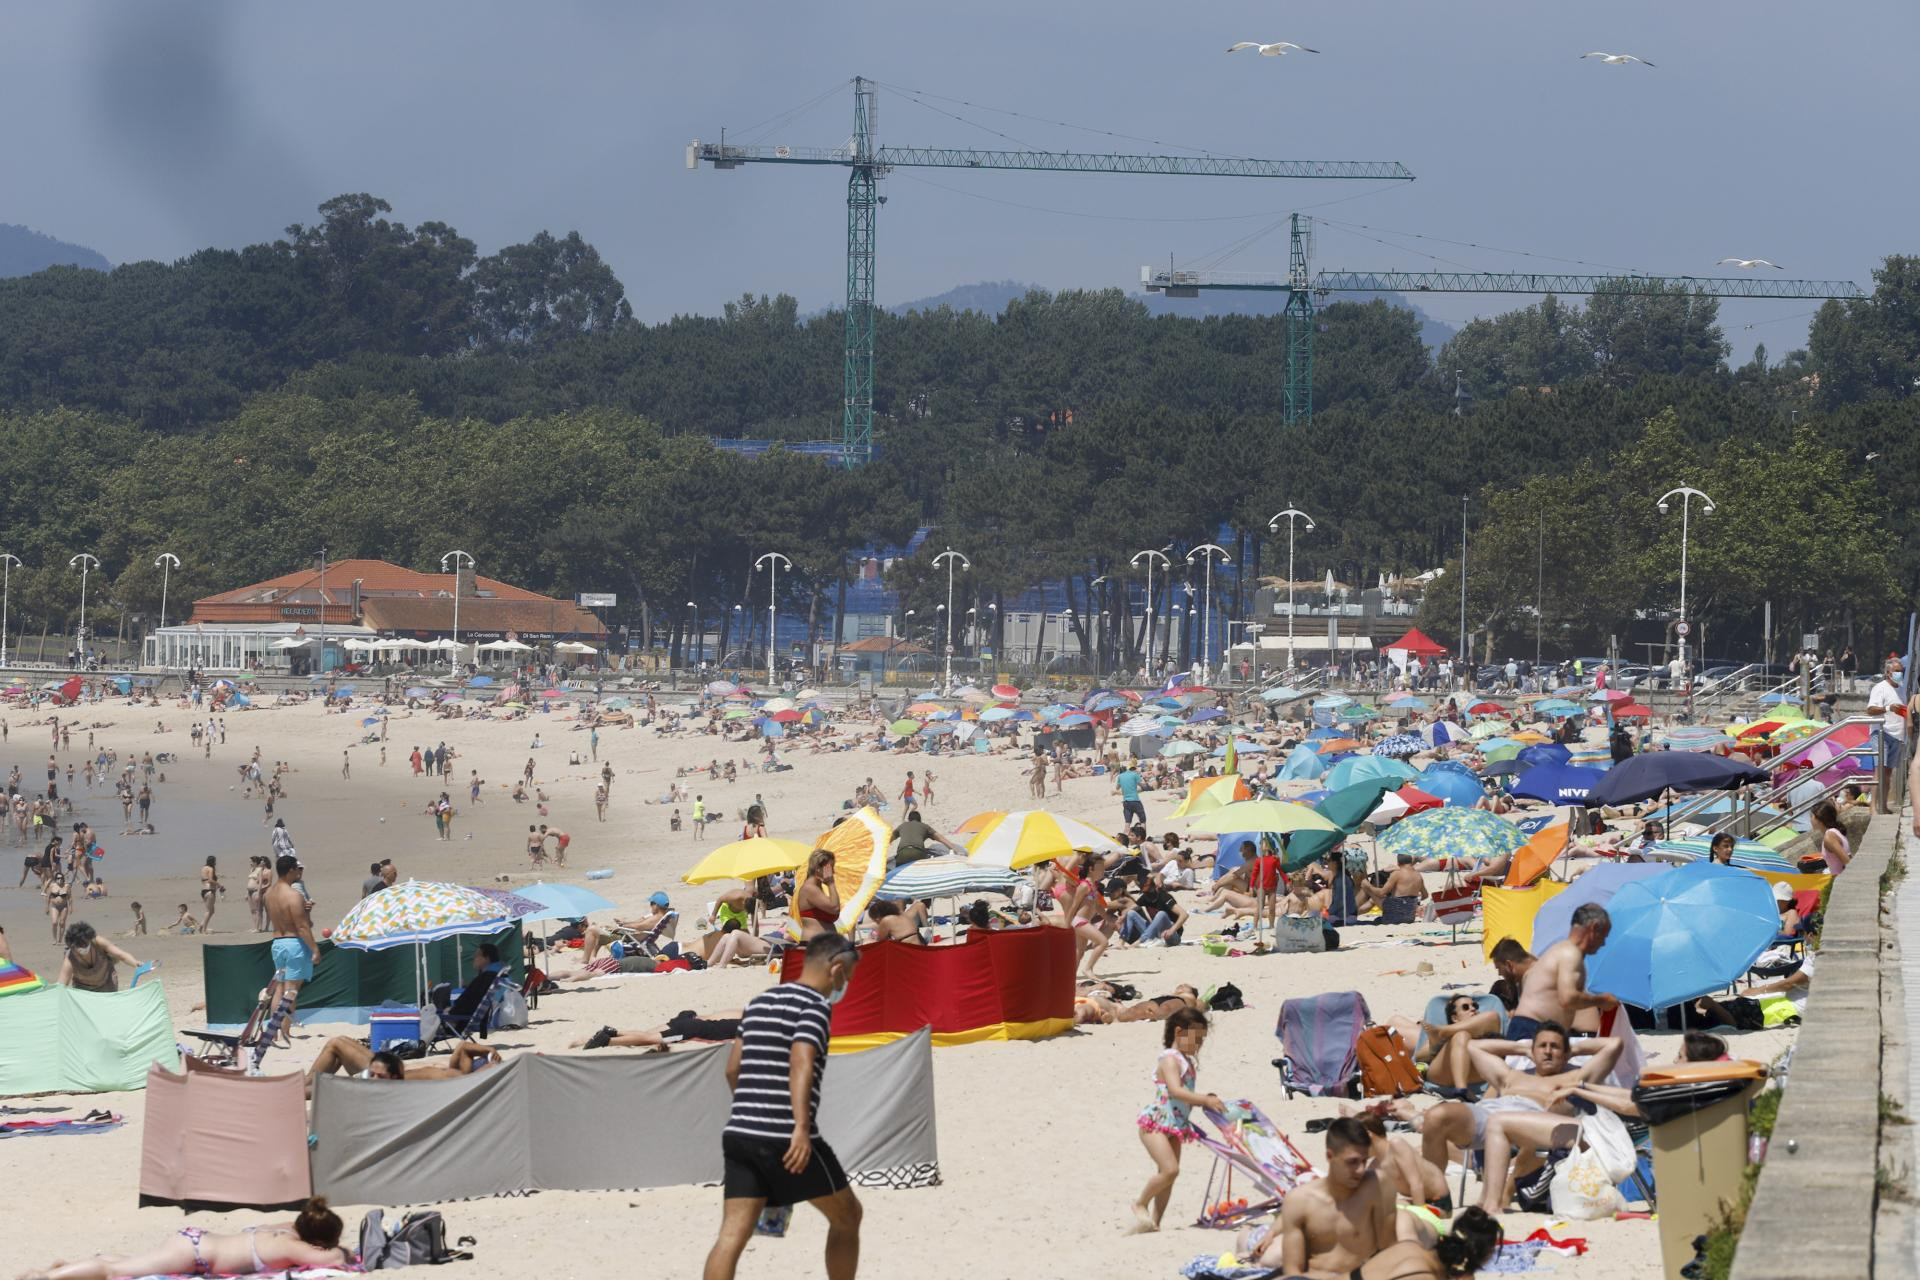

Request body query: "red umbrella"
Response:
[1468, 701, 1505, 716]
[990, 683, 1020, 700]
[770, 709, 804, 723]
[1394, 785, 1445, 815]
[1613, 702, 1654, 720]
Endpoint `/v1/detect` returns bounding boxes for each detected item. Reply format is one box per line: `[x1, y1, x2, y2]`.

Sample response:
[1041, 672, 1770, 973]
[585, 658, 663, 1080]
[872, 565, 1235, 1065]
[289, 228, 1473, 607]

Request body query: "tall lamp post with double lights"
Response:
[1267, 507, 1316, 679]
[1657, 486, 1715, 712]
[440, 550, 474, 675]
[0, 552, 19, 667]
[1187, 544, 1229, 681]
[754, 552, 793, 688]
[1130, 547, 1171, 680]
[70, 554, 99, 665]
[154, 552, 181, 668]
[931, 548, 970, 692]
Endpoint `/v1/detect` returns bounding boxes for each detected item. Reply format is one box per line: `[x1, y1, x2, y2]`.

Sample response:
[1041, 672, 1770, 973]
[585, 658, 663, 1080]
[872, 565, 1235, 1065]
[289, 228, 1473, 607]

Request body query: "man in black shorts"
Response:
[703, 932, 863, 1280]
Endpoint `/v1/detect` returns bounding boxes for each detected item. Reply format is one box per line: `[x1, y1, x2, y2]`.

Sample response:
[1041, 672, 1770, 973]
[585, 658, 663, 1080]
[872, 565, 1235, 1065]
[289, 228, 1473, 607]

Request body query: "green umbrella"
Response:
[1186, 799, 1339, 836]
[1284, 778, 1396, 871]
[1482, 742, 1522, 762]
[888, 718, 922, 737]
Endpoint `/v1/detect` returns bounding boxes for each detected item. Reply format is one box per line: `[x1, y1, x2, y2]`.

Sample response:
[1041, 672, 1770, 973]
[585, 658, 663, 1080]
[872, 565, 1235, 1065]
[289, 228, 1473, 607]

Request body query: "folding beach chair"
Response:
[423, 966, 510, 1049]
[1192, 1100, 1321, 1228]
[181, 985, 277, 1068]
[1273, 990, 1370, 1099]
[611, 910, 681, 960]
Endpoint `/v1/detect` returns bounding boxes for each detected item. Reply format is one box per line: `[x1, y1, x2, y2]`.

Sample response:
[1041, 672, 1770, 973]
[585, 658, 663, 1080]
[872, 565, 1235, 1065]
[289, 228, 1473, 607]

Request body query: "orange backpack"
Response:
[1356, 1026, 1424, 1097]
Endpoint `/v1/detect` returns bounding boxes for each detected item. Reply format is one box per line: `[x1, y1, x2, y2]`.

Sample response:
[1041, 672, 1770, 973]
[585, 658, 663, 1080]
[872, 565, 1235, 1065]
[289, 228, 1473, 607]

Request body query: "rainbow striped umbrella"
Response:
[332, 880, 510, 950]
[0, 960, 44, 999]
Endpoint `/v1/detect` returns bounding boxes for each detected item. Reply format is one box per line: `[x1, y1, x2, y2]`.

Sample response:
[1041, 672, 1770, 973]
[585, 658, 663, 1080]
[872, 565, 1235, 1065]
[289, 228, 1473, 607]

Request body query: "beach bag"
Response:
[358, 1209, 471, 1267]
[490, 984, 528, 1031]
[1548, 1109, 1636, 1220]
[1355, 1026, 1423, 1097]
[1272, 914, 1325, 954]
[1209, 982, 1245, 1012]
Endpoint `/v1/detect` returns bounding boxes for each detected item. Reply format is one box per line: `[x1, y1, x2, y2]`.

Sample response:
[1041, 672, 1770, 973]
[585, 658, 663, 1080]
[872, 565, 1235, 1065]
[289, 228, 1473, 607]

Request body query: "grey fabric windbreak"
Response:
[311, 1027, 936, 1204]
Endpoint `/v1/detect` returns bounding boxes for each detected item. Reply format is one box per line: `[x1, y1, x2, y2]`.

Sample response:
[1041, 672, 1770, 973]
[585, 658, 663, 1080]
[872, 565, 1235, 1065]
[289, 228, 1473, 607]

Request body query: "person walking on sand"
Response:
[251, 854, 320, 1074]
[1128, 1007, 1224, 1234]
[701, 933, 864, 1280]
[341, 751, 350, 779]
[1029, 752, 1048, 800]
[900, 771, 916, 809]
[199, 856, 222, 932]
[693, 795, 708, 839]
[542, 824, 570, 867]
[595, 782, 609, 822]
[409, 746, 423, 776]
[526, 825, 548, 870]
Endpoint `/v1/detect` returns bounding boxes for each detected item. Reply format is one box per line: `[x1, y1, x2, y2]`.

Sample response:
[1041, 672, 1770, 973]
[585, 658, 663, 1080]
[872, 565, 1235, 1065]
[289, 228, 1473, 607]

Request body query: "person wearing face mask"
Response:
[704, 932, 864, 1280]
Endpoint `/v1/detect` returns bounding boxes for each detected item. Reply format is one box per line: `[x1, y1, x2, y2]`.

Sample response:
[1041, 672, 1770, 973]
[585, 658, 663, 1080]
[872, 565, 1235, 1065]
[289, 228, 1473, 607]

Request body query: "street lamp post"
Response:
[1187, 544, 1229, 682]
[754, 552, 794, 689]
[0, 552, 19, 667]
[154, 552, 181, 636]
[1458, 497, 1470, 674]
[1130, 548, 1171, 680]
[1658, 486, 1716, 710]
[69, 554, 99, 666]
[685, 601, 699, 667]
[1267, 508, 1316, 679]
[931, 548, 971, 692]
[440, 550, 474, 674]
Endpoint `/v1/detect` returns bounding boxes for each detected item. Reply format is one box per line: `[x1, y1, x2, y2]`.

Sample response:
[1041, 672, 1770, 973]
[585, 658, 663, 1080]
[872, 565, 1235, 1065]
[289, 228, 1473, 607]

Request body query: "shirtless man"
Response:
[305, 1039, 501, 1091]
[1415, 1024, 1623, 1211]
[1508, 903, 1615, 1041]
[250, 853, 321, 1074]
[525, 825, 547, 869]
[541, 824, 570, 867]
[1262, 1116, 1398, 1278]
[578, 892, 675, 965]
[1361, 852, 1430, 921]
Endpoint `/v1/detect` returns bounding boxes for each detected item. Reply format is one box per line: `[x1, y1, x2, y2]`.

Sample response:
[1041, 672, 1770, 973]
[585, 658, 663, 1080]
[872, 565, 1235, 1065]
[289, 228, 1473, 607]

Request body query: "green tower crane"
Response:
[690, 78, 1415, 465]
[1142, 215, 1866, 426]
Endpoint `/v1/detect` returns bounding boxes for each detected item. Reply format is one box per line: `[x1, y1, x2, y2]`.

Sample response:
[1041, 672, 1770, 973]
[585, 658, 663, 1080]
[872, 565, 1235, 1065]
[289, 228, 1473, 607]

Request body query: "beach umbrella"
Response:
[1535, 699, 1583, 718]
[0, 959, 44, 999]
[1210, 739, 1266, 757]
[465, 675, 496, 687]
[1425, 721, 1466, 746]
[1391, 784, 1445, 818]
[919, 721, 956, 736]
[1392, 696, 1432, 712]
[906, 701, 946, 715]
[1468, 701, 1506, 716]
[465, 885, 549, 918]
[404, 686, 432, 698]
[1261, 685, 1305, 702]
[1188, 708, 1227, 724]
[966, 810, 1127, 870]
[704, 680, 737, 695]
[1040, 703, 1079, 719]
[879, 857, 1023, 899]
[887, 718, 921, 736]
[1056, 712, 1092, 728]
[332, 881, 510, 950]
[1584, 863, 1780, 1008]
[1642, 838, 1797, 874]
[1120, 715, 1166, 736]
[360, 716, 381, 728]
[1503, 821, 1572, 888]
[989, 683, 1021, 700]
[761, 697, 797, 714]
[1588, 688, 1632, 703]
[978, 707, 1015, 722]
[684, 837, 814, 885]
[1660, 726, 1733, 752]
[1379, 806, 1527, 865]
[1756, 691, 1803, 706]
[516, 882, 618, 922]
[769, 709, 803, 723]
[1372, 733, 1425, 758]
[723, 706, 754, 720]
[1315, 777, 1400, 829]
[602, 697, 633, 711]
[1508, 764, 1607, 806]
[1087, 695, 1129, 713]
[1413, 765, 1487, 808]
[761, 721, 787, 739]
[1612, 702, 1654, 720]
[1324, 755, 1418, 790]
[1517, 743, 1572, 771]
[539, 688, 566, 699]
[1367, 790, 1412, 825]
[1467, 720, 1508, 741]
[1479, 758, 1527, 777]
[1528, 862, 1669, 950]
[1160, 740, 1207, 757]
[1314, 692, 1354, 708]
[1185, 799, 1339, 837]
[1587, 753, 1769, 807]
[1278, 744, 1326, 781]
[1173, 773, 1253, 816]
[1312, 737, 1364, 755]
[334, 684, 357, 697]
[1511, 730, 1552, 744]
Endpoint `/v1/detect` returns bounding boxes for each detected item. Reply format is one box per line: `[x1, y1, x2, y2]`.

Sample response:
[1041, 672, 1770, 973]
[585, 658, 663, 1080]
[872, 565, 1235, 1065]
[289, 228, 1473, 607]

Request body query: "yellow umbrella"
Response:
[683, 837, 813, 885]
[953, 810, 1005, 835]
[966, 810, 1126, 870]
[1184, 799, 1340, 836]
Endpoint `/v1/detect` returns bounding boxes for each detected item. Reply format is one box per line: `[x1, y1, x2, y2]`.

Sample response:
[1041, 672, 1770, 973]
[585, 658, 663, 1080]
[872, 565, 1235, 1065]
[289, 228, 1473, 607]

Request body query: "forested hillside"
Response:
[0, 194, 1913, 664]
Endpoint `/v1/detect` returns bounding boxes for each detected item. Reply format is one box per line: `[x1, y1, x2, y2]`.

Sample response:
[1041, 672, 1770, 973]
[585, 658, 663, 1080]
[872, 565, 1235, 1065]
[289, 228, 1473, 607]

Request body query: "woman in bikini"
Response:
[18, 1197, 346, 1279]
[198, 857, 221, 932]
[45, 871, 71, 943]
[793, 849, 841, 939]
[1356, 1205, 1501, 1278]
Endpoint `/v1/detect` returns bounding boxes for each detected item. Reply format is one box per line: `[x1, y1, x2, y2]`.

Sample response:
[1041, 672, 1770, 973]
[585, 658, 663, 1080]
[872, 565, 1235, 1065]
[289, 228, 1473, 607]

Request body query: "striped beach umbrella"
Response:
[1642, 838, 1797, 874]
[966, 810, 1127, 870]
[0, 960, 44, 999]
[1372, 733, 1425, 758]
[879, 857, 1023, 899]
[332, 881, 511, 950]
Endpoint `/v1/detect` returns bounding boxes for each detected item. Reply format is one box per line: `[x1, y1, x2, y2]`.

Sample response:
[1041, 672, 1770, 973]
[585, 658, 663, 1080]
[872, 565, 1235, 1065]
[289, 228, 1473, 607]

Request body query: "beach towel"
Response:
[0, 1109, 123, 1137]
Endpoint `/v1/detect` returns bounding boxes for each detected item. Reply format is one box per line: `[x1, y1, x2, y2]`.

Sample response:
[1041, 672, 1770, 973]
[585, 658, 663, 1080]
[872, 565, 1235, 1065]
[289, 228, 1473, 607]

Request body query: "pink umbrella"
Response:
[540, 689, 565, 699]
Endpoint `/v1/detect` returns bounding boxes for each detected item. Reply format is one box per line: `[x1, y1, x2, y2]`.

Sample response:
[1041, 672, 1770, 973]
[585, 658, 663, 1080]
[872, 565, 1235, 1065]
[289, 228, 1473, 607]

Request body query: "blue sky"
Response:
[3, 1, 1912, 357]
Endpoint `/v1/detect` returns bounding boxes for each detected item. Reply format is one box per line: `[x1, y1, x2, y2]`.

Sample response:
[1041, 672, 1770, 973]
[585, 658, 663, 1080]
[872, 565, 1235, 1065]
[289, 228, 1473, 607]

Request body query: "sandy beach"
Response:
[0, 694, 1789, 1279]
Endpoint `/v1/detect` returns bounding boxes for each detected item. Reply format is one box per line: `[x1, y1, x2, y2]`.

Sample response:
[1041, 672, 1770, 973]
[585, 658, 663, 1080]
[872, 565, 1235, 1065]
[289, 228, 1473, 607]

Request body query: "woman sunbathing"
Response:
[575, 1008, 744, 1051]
[20, 1198, 345, 1279]
[1387, 994, 1504, 1098]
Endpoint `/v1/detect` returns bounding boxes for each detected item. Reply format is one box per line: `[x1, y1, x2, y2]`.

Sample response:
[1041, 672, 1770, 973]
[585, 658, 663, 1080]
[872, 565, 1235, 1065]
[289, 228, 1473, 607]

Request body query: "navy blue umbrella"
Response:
[1516, 743, 1572, 771]
[1478, 759, 1529, 778]
[1509, 764, 1607, 806]
[1587, 752, 1769, 807]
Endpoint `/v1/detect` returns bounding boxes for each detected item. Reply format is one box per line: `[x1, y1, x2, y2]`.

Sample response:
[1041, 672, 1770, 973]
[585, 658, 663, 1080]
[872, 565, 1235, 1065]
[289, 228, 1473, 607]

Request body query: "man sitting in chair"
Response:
[1414, 1023, 1622, 1214]
[426, 943, 506, 1036]
[577, 892, 676, 966]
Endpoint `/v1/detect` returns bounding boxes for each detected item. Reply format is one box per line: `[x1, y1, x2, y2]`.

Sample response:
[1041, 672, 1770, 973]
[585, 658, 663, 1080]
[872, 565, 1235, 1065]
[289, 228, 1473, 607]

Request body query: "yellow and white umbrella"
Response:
[965, 810, 1127, 870]
[683, 837, 814, 885]
[1184, 799, 1340, 836]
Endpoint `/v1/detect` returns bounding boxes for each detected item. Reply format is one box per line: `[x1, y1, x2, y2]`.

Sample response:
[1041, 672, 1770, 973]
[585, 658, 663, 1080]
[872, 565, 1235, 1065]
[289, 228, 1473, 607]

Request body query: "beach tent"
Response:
[0, 981, 179, 1096]
[201, 927, 523, 1027]
[1381, 627, 1449, 658]
[140, 1057, 310, 1210]
[312, 1027, 938, 1204]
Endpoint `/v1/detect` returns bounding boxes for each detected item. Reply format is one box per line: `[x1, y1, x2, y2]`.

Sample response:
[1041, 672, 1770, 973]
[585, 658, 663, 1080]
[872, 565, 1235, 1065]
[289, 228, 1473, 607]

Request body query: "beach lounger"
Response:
[1192, 1099, 1320, 1228]
[1273, 990, 1369, 1099]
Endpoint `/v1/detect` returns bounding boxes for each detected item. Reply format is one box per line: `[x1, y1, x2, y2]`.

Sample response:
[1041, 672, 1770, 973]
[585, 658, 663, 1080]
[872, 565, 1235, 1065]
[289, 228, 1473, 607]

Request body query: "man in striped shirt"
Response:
[704, 932, 864, 1280]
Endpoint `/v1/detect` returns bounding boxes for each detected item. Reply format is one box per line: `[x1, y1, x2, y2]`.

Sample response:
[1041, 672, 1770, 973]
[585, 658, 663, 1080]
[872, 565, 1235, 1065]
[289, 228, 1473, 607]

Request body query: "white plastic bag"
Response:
[1548, 1108, 1636, 1220]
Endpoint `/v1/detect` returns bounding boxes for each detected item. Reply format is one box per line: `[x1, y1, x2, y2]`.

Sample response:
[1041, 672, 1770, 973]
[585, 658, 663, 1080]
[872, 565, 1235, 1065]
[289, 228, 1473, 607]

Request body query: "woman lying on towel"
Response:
[19, 1196, 345, 1279]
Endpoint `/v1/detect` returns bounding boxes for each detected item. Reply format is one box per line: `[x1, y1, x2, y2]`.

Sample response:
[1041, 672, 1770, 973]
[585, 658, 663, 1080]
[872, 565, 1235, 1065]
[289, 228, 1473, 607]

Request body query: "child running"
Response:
[1129, 1006, 1223, 1234]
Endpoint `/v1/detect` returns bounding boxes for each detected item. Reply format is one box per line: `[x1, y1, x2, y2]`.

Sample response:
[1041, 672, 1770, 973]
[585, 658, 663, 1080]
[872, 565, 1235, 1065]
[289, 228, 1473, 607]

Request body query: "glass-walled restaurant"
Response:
[144, 622, 376, 673]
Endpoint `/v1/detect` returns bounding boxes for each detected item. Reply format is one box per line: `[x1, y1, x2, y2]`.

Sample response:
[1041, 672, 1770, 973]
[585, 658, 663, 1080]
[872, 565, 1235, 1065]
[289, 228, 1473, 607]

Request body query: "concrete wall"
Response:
[1732, 812, 1906, 1280]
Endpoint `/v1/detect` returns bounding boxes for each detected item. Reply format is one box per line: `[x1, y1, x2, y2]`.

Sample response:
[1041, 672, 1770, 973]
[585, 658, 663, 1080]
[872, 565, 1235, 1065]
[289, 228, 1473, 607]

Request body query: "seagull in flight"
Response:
[1581, 51, 1655, 67]
[1717, 258, 1785, 270]
[1228, 41, 1319, 56]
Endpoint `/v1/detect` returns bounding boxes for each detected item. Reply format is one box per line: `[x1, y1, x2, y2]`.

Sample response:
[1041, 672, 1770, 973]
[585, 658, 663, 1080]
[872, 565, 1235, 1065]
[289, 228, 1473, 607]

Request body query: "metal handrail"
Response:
[1688, 663, 1764, 718]
[1652, 715, 1878, 838]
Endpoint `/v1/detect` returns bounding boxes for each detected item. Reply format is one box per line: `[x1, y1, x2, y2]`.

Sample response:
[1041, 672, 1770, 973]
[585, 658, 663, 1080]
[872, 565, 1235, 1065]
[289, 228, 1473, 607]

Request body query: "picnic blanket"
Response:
[0, 1109, 123, 1137]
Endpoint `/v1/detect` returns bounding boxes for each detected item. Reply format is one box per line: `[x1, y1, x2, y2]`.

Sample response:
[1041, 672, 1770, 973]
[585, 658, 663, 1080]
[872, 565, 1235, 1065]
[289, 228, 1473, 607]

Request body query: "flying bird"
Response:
[1228, 41, 1319, 56]
[1717, 258, 1784, 270]
[1581, 51, 1655, 67]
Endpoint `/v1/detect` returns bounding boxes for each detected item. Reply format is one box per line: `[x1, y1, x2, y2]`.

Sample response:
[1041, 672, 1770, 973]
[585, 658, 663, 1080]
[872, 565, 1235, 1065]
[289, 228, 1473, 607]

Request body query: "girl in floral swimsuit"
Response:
[1128, 1007, 1225, 1234]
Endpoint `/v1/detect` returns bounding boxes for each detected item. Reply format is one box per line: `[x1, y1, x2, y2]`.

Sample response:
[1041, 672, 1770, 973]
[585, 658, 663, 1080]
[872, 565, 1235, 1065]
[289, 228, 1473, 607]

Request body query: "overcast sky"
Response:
[3, 1, 1913, 357]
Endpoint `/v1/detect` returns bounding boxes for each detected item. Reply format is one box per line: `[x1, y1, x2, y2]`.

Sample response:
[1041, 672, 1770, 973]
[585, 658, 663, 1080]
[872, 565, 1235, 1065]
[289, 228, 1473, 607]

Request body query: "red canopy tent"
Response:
[1382, 628, 1449, 658]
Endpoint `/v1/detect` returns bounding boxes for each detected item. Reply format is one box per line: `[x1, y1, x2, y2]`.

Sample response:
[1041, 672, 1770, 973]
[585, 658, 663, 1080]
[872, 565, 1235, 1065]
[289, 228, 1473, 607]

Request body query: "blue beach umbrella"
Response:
[1584, 863, 1780, 1008]
[1588, 753, 1770, 808]
[1508, 764, 1607, 806]
[1517, 743, 1572, 771]
[1529, 863, 1670, 953]
[1414, 766, 1486, 808]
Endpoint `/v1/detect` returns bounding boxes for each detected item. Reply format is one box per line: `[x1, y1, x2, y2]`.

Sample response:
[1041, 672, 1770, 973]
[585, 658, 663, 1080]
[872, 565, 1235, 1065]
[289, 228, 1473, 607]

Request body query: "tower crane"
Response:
[1141, 214, 1867, 425]
[691, 77, 1414, 464]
